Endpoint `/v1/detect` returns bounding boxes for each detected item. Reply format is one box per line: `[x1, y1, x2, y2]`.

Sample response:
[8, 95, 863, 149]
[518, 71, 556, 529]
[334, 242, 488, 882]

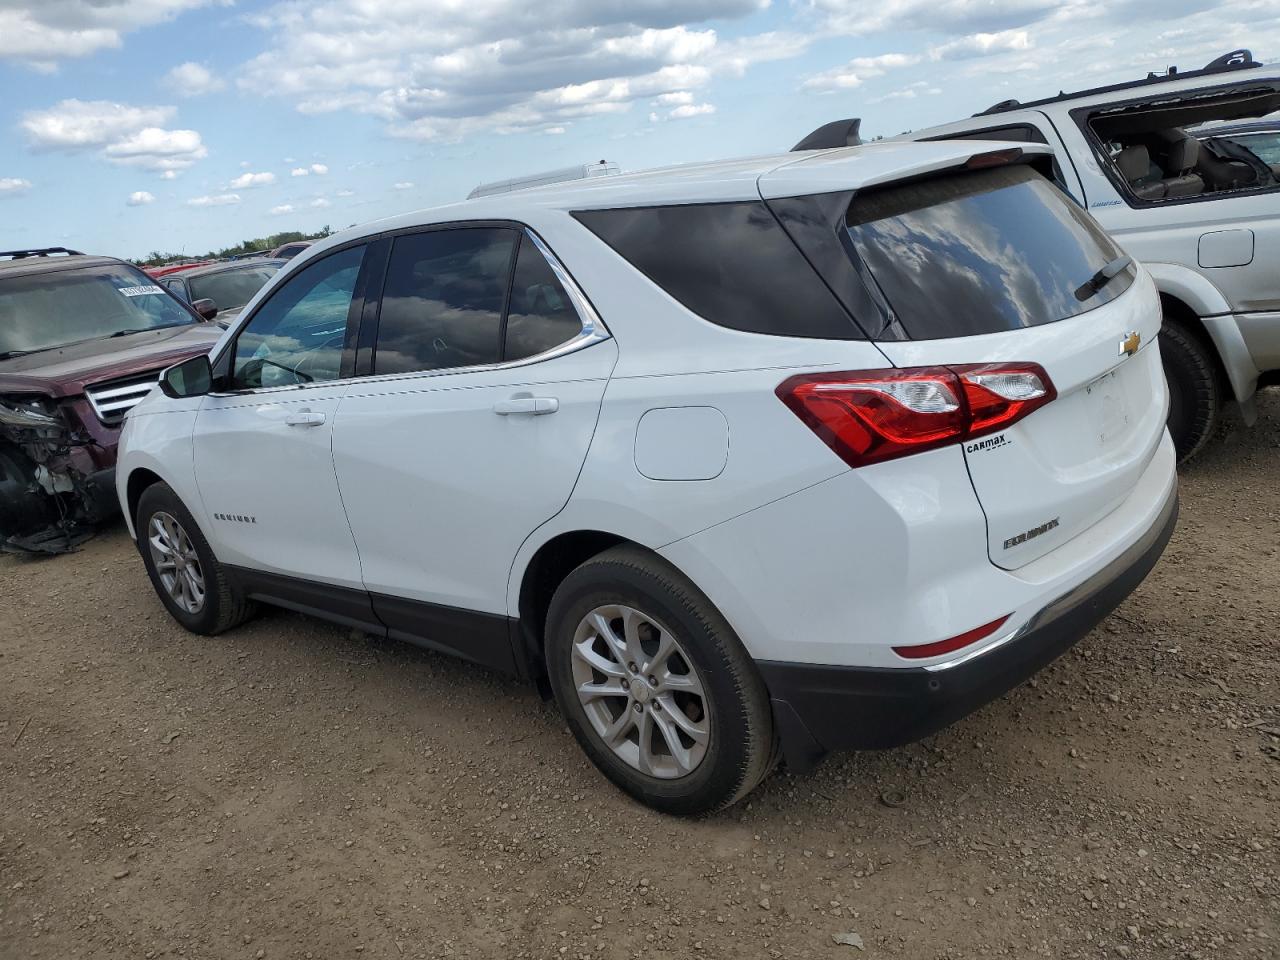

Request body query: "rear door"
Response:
[764, 160, 1166, 569]
[331, 225, 616, 668]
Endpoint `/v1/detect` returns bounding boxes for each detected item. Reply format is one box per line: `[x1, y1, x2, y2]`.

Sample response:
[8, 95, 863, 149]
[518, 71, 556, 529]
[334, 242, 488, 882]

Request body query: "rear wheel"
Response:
[545, 545, 775, 815]
[136, 482, 255, 635]
[1161, 318, 1221, 464]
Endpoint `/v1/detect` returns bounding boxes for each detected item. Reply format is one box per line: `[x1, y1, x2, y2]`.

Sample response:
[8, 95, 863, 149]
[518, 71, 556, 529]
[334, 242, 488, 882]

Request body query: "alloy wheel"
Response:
[148, 512, 206, 614]
[571, 604, 711, 779]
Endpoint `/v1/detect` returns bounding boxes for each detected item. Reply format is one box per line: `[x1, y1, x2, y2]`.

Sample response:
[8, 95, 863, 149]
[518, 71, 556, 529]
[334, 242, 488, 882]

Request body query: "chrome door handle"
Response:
[285, 410, 327, 427]
[493, 396, 558, 416]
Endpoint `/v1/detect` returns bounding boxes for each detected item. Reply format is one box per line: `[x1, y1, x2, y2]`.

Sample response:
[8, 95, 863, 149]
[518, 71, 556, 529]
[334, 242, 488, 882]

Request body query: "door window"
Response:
[230, 244, 365, 390]
[373, 229, 516, 375]
[504, 235, 585, 360]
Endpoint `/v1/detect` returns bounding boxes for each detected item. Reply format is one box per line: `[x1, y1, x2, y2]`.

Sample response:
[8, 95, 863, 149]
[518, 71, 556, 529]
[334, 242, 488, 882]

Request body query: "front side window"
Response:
[230, 245, 364, 390]
[0, 263, 196, 358]
[373, 228, 516, 375]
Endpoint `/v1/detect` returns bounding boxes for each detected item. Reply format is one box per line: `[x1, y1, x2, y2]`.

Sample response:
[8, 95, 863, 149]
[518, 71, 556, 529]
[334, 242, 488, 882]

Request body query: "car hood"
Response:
[0, 323, 222, 399]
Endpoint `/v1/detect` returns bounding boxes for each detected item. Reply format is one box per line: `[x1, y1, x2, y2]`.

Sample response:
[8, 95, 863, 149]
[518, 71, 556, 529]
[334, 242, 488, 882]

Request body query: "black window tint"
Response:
[844, 164, 1132, 339]
[374, 229, 516, 375]
[572, 202, 863, 340]
[504, 236, 583, 360]
[231, 245, 364, 390]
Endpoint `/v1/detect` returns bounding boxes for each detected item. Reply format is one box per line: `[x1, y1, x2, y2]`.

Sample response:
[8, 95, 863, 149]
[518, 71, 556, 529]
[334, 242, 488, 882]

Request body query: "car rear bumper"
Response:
[757, 483, 1178, 773]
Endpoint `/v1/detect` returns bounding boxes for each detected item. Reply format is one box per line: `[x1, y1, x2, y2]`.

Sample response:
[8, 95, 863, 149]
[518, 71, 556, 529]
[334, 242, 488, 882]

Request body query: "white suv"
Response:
[898, 49, 1280, 461]
[117, 139, 1178, 814]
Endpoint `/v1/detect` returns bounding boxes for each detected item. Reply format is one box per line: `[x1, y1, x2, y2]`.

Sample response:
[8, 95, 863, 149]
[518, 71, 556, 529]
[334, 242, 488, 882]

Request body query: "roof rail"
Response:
[467, 160, 620, 200]
[0, 247, 85, 261]
[974, 49, 1264, 116]
[792, 118, 862, 151]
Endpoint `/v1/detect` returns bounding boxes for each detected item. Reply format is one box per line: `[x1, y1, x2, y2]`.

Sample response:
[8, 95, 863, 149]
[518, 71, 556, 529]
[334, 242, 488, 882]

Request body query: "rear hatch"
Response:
[763, 158, 1166, 569]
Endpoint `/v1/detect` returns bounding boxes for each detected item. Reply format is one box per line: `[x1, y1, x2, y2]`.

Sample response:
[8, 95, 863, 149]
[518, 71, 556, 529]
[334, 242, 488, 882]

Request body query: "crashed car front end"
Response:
[0, 392, 123, 554]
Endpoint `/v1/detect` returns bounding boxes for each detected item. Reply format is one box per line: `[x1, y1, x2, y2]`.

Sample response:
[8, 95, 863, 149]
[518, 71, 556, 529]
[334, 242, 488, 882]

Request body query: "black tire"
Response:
[135, 482, 255, 635]
[1161, 318, 1221, 464]
[545, 545, 775, 815]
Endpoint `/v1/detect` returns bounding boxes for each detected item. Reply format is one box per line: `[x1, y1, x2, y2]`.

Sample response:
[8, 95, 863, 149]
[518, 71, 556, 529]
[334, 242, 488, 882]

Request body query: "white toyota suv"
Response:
[898, 49, 1280, 462]
[117, 139, 1178, 814]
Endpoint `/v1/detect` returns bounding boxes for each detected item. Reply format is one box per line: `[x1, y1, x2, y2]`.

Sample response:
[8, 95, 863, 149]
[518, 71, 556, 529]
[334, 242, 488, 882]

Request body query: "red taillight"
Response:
[777, 363, 1055, 468]
[892, 615, 1011, 660]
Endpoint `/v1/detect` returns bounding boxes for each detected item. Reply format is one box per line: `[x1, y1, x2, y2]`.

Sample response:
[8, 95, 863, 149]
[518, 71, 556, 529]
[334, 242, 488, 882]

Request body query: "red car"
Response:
[144, 260, 217, 279]
[0, 248, 222, 553]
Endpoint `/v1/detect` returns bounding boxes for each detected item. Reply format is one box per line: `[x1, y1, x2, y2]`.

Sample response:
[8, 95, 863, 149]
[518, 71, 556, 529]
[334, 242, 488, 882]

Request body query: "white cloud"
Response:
[270, 203, 295, 215]
[160, 170, 177, 180]
[335, 189, 356, 197]
[931, 29, 1032, 60]
[229, 171, 277, 188]
[802, 53, 921, 92]
[236, 0, 787, 141]
[0, 1, 216, 68]
[654, 91, 694, 106]
[393, 182, 414, 190]
[290, 167, 310, 177]
[105, 127, 207, 170]
[807, 0, 1060, 36]
[127, 190, 155, 206]
[21, 100, 206, 172]
[164, 61, 226, 96]
[0, 177, 33, 194]
[21, 100, 175, 149]
[670, 102, 715, 119]
[309, 163, 328, 175]
[311, 197, 331, 208]
[187, 193, 241, 207]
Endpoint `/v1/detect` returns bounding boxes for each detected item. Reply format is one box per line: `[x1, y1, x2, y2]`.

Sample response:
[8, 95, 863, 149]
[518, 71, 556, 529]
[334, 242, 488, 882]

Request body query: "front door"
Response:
[331, 226, 617, 669]
[193, 244, 370, 592]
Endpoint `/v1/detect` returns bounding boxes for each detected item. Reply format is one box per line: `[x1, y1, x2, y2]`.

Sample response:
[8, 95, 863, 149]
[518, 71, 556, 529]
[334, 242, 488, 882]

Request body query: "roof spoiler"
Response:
[791, 118, 862, 152]
[0, 247, 84, 260]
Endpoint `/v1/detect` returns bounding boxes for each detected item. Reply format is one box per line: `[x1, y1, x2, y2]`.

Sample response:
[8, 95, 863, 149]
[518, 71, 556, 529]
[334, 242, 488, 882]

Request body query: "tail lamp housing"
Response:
[777, 363, 1056, 468]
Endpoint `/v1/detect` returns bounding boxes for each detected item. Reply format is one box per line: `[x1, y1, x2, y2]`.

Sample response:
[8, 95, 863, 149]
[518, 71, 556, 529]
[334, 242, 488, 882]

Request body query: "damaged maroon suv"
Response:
[0, 248, 223, 553]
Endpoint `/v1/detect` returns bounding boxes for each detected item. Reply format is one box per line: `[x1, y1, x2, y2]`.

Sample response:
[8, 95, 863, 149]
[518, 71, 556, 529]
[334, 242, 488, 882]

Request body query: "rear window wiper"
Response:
[0, 349, 33, 361]
[1074, 255, 1133, 302]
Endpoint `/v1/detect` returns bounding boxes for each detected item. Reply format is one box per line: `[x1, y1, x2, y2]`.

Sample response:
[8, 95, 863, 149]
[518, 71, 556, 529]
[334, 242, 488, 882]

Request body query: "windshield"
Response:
[844, 164, 1133, 339]
[188, 264, 281, 313]
[0, 263, 196, 356]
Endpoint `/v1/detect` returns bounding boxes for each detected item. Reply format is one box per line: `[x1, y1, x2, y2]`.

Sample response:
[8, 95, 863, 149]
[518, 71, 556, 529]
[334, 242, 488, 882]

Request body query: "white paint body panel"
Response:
[117, 139, 1177, 677]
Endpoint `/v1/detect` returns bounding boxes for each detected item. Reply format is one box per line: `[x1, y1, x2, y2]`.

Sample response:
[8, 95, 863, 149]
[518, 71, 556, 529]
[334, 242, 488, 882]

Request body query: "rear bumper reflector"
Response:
[891, 614, 1011, 660]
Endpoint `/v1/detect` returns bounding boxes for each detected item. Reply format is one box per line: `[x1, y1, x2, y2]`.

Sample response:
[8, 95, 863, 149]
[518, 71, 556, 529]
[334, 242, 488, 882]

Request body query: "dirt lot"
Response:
[3, 397, 1278, 960]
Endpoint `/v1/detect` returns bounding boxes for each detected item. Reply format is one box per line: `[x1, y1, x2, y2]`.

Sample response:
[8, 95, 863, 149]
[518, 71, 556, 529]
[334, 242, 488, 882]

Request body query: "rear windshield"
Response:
[0, 263, 195, 357]
[189, 264, 281, 313]
[845, 164, 1133, 339]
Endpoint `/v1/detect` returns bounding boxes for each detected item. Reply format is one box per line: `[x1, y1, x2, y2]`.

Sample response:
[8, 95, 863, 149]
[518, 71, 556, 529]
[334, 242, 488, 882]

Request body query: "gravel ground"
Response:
[2, 394, 1277, 960]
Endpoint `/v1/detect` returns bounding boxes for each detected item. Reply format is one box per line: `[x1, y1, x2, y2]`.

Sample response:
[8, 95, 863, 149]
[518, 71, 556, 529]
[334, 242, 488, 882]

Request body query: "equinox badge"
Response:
[1119, 331, 1141, 357]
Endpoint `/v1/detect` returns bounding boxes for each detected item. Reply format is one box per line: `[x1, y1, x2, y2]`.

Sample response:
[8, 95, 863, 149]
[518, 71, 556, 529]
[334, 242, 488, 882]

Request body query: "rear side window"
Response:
[374, 229, 517, 375]
[504, 235, 583, 360]
[572, 202, 864, 340]
[845, 164, 1133, 339]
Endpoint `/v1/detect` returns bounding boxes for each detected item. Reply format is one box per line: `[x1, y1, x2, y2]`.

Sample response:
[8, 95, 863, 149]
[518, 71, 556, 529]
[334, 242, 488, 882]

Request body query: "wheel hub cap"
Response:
[147, 512, 206, 615]
[571, 604, 711, 779]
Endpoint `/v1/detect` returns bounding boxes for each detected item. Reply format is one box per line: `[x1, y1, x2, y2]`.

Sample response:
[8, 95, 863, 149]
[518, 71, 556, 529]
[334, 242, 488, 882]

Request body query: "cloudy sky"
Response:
[0, 0, 1274, 258]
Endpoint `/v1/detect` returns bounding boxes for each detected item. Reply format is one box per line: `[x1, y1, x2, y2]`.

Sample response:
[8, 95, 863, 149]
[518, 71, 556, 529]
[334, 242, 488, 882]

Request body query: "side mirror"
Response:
[159, 354, 212, 399]
[191, 298, 219, 321]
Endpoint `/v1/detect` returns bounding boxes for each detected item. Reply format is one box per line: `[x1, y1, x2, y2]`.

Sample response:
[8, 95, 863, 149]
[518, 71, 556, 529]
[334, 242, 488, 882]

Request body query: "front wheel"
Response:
[1161, 318, 1222, 464]
[135, 482, 255, 635]
[545, 545, 776, 815]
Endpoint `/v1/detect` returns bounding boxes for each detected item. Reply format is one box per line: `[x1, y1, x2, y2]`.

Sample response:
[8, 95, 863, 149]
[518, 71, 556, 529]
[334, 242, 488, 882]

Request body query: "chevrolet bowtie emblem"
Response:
[1119, 331, 1141, 357]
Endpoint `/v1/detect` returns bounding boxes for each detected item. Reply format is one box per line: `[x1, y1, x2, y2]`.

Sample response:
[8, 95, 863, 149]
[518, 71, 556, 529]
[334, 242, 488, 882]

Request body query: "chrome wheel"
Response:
[148, 512, 206, 614]
[571, 604, 711, 779]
